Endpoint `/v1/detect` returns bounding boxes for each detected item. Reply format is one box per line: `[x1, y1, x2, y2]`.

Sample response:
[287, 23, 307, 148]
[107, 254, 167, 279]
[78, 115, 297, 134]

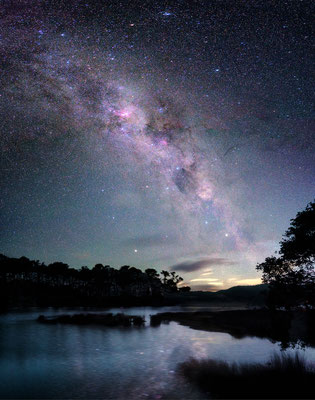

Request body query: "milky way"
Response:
[0, 0, 314, 289]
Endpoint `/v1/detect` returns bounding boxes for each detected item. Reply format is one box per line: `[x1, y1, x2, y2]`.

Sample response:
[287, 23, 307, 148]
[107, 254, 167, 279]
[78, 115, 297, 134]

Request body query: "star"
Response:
[160, 11, 173, 16]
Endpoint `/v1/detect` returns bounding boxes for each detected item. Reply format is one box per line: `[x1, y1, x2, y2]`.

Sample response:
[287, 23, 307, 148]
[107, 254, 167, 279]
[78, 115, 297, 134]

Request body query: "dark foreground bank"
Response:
[178, 353, 315, 399]
[37, 312, 145, 327]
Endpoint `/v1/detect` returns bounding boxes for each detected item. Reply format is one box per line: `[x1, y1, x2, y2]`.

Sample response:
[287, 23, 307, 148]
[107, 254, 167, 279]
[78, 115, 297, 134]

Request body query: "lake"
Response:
[1, 306, 315, 399]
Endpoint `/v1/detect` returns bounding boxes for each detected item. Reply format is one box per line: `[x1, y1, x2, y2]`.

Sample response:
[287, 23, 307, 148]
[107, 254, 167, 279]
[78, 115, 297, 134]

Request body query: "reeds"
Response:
[178, 352, 315, 399]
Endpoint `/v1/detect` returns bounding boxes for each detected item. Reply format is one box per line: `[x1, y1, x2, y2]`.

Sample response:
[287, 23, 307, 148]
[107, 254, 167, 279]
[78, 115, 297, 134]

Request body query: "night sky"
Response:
[1, 0, 314, 290]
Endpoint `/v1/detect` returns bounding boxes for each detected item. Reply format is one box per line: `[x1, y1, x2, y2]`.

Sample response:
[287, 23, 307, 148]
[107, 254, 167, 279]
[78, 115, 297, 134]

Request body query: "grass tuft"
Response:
[178, 353, 315, 399]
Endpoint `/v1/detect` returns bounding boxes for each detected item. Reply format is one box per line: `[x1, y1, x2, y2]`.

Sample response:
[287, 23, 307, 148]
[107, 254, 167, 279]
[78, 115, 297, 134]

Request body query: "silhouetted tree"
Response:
[159, 270, 183, 292]
[79, 266, 91, 281]
[145, 268, 159, 279]
[167, 271, 183, 291]
[161, 270, 170, 285]
[257, 200, 315, 309]
[280, 201, 315, 267]
[48, 262, 70, 286]
[179, 286, 191, 292]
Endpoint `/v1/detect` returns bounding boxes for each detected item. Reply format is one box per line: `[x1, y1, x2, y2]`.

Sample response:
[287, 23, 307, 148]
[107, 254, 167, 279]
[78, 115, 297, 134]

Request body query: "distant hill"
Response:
[214, 284, 268, 304]
[169, 284, 268, 306]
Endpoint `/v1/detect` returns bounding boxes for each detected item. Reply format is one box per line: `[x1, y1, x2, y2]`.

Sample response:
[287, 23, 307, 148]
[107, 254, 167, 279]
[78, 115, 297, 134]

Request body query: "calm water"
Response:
[1, 306, 315, 399]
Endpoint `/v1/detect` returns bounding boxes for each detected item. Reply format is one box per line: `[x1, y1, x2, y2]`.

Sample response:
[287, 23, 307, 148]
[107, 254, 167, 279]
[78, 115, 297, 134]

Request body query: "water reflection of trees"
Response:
[151, 309, 315, 350]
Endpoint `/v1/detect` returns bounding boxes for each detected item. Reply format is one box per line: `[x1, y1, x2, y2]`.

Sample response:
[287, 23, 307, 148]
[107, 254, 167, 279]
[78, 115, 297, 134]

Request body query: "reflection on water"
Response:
[1, 306, 315, 399]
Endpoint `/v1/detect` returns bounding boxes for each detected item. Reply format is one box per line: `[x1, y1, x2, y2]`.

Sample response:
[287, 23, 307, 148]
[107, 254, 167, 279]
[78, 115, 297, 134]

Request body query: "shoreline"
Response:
[151, 309, 315, 347]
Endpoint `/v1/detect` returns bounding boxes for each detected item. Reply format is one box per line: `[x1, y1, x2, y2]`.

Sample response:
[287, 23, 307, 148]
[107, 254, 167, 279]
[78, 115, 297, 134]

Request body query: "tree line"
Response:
[0, 255, 190, 308]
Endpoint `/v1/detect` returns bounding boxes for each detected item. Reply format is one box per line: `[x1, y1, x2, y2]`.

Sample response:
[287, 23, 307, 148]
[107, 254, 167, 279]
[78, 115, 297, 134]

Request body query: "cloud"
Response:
[201, 270, 213, 276]
[190, 283, 224, 292]
[169, 257, 236, 273]
[235, 278, 262, 285]
[190, 278, 219, 282]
